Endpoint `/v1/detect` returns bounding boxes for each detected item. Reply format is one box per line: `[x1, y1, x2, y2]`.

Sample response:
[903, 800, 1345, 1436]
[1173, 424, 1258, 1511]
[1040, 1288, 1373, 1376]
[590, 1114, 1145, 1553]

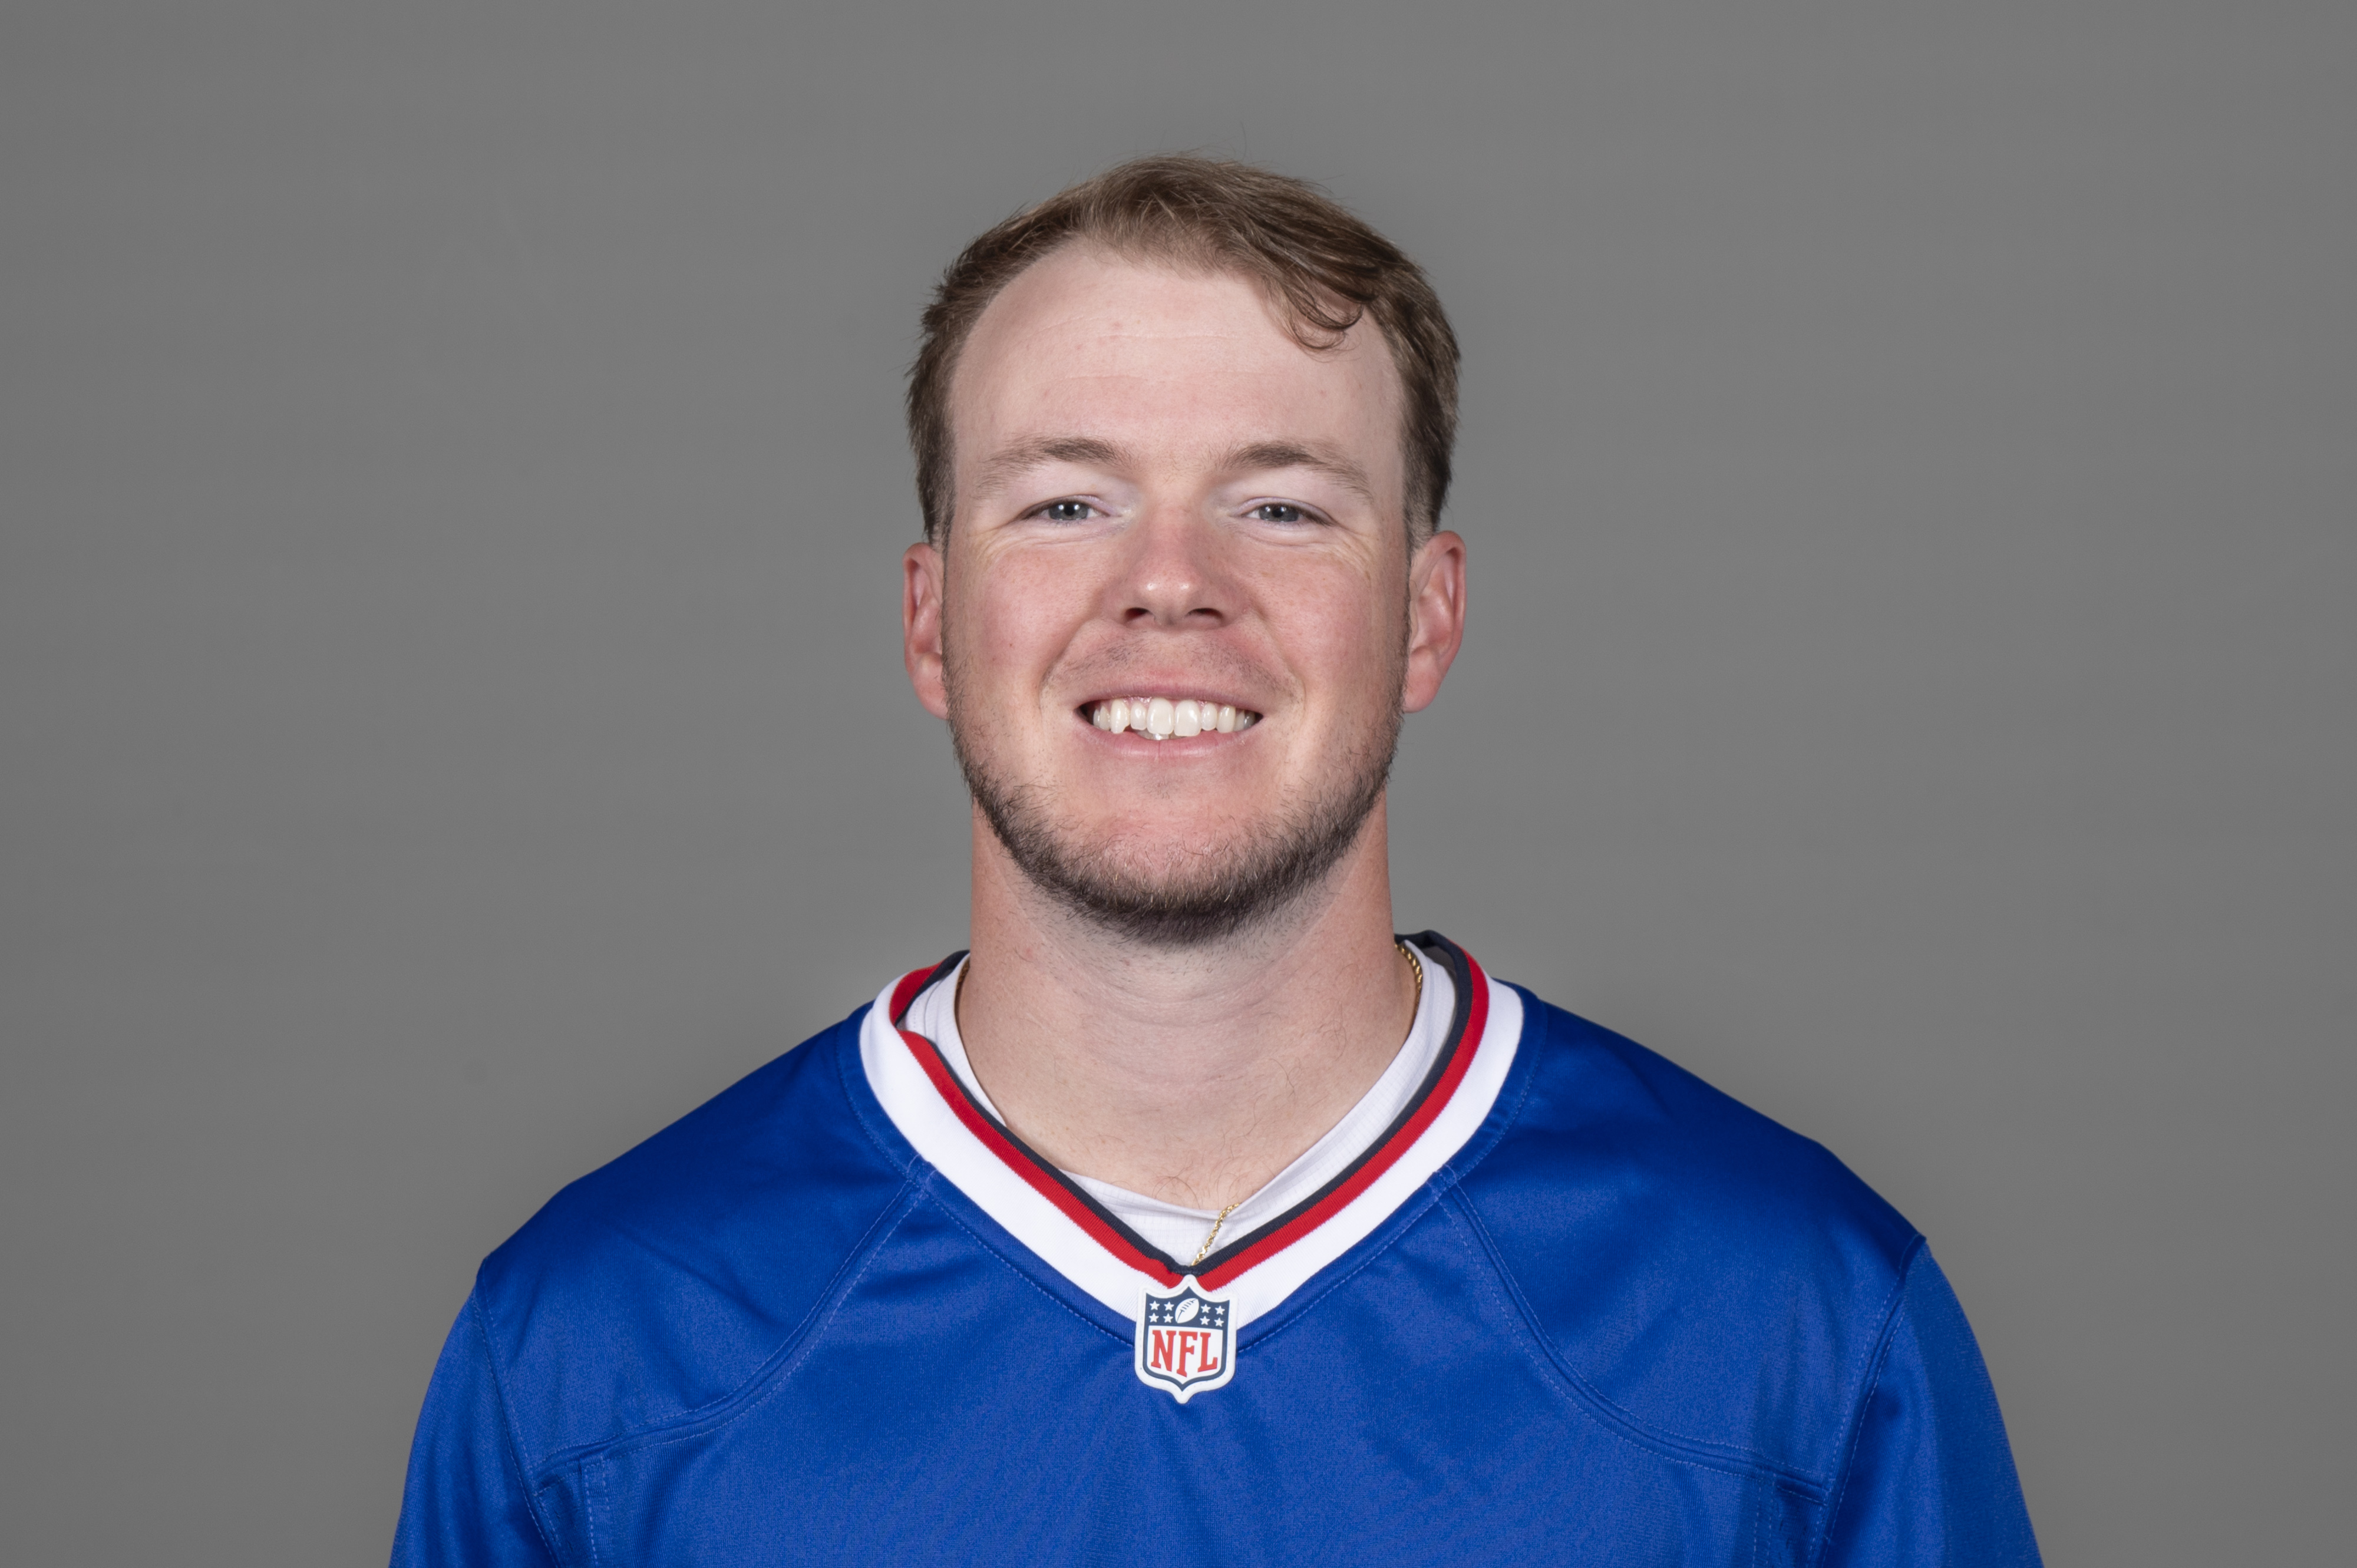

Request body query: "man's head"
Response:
[900, 157, 1466, 946]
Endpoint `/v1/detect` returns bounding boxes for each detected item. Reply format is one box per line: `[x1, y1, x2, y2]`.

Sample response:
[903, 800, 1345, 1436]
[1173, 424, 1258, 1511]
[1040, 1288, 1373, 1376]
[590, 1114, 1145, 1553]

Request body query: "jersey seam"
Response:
[463, 1287, 572, 1567]
[1807, 1234, 1925, 1568]
[1234, 1176, 1457, 1351]
[1445, 1184, 1829, 1498]
[528, 1177, 924, 1473]
[591, 1181, 925, 1463]
[1754, 1470, 1823, 1568]
[583, 1454, 608, 1568]
[919, 1176, 1141, 1346]
[837, 1006, 924, 1180]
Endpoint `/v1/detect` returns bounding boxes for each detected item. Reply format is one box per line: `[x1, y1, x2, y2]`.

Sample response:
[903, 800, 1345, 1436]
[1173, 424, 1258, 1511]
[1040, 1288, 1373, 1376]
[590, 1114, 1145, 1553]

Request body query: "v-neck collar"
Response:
[858, 932, 1523, 1327]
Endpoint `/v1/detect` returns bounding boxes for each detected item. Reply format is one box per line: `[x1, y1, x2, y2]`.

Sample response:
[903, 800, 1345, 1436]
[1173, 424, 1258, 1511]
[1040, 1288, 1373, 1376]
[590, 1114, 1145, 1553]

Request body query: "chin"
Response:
[1074, 830, 1252, 889]
[972, 776, 1388, 947]
[1084, 798, 1251, 846]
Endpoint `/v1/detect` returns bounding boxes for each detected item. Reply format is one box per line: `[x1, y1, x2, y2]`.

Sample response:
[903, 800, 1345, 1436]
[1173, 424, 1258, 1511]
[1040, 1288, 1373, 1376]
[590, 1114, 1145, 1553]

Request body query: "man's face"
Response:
[903, 246, 1463, 943]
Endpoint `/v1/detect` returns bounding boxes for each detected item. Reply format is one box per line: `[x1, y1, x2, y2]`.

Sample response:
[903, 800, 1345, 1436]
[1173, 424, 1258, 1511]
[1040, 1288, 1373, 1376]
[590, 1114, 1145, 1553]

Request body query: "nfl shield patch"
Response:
[1134, 1277, 1235, 1402]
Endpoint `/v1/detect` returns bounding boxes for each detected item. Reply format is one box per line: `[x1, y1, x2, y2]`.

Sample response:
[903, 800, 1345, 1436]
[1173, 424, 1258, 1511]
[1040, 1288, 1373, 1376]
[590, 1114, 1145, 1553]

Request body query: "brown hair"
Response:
[906, 156, 1460, 546]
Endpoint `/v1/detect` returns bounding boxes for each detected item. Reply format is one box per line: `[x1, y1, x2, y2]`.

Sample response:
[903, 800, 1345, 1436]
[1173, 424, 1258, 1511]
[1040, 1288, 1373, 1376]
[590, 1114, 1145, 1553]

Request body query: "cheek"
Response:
[949, 551, 1090, 690]
[1263, 571, 1407, 711]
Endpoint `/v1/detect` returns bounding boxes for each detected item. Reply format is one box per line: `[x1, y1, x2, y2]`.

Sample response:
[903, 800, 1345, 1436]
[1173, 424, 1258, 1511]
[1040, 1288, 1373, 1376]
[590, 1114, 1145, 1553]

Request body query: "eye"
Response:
[1249, 501, 1315, 525]
[1033, 499, 1099, 524]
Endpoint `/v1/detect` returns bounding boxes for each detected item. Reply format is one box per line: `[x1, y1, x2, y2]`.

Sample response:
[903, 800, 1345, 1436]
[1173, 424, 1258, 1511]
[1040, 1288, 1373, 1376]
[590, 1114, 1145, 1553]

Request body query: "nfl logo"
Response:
[1134, 1277, 1236, 1402]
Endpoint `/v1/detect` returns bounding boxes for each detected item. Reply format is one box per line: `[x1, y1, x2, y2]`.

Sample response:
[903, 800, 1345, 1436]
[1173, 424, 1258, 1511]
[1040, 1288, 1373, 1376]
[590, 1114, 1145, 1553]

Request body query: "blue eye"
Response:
[1038, 500, 1095, 523]
[1251, 503, 1311, 524]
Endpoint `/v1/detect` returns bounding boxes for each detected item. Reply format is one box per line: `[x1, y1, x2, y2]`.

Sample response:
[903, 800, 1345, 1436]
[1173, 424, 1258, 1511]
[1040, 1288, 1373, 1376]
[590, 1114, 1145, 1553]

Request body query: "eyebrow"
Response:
[972, 436, 1126, 496]
[1217, 441, 1378, 506]
[969, 434, 1379, 507]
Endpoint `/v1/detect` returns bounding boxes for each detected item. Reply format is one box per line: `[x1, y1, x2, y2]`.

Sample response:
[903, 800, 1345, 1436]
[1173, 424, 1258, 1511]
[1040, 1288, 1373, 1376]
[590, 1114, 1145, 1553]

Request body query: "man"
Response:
[394, 157, 2039, 1565]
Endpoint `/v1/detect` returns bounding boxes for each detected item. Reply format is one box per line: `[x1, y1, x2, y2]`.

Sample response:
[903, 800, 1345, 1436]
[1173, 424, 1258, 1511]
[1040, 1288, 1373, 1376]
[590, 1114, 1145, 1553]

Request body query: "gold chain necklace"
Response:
[1398, 936, 1425, 1016]
[1190, 1200, 1244, 1266]
[958, 940, 1427, 1269]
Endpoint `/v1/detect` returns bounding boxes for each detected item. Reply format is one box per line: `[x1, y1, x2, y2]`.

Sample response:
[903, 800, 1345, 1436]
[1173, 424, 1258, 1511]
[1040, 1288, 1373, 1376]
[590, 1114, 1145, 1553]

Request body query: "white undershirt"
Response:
[902, 941, 1457, 1267]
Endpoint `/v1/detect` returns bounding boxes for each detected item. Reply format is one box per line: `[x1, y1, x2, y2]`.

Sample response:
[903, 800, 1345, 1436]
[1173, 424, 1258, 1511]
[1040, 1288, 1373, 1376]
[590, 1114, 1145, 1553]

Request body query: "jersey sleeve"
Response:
[390, 1292, 559, 1568]
[1820, 1246, 2042, 1567]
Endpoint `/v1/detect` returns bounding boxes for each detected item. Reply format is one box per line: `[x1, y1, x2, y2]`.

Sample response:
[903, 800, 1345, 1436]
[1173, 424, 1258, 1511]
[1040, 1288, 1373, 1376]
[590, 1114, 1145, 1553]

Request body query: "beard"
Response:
[946, 678, 1403, 950]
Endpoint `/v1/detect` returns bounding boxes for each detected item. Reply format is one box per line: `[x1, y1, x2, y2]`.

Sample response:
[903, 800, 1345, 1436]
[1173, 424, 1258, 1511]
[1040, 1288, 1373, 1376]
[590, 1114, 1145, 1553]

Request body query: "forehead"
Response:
[948, 246, 1405, 484]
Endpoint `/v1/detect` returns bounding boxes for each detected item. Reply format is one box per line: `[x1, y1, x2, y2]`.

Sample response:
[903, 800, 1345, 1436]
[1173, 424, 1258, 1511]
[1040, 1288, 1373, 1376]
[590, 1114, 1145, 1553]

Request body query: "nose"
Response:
[1116, 505, 1233, 629]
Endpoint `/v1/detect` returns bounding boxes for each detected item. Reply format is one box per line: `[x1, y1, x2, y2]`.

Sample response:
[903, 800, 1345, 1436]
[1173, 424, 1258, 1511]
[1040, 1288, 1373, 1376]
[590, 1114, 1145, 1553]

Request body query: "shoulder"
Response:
[1455, 989, 1920, 1488]
[468, 1005, 916, 1465]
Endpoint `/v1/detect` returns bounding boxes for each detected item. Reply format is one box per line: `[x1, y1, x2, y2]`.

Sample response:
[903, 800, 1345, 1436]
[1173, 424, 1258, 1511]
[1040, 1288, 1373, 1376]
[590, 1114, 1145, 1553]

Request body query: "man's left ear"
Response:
[1401, 529, 1467, 714]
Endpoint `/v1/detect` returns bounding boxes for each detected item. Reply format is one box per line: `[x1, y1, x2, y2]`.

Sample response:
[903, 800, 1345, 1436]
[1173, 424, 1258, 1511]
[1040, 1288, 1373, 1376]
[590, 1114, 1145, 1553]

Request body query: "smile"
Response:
[1087, 696, 1262, 740]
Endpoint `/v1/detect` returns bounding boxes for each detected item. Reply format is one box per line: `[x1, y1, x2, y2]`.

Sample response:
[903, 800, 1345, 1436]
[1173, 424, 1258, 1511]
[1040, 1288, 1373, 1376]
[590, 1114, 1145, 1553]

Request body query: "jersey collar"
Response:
[857, 933, 1524, 1327]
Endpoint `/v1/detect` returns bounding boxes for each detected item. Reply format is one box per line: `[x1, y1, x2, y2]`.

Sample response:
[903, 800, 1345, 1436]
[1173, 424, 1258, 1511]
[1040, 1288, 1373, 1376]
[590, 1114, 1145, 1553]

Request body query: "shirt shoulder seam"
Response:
[520, 1176, 925, 1476]
[1444, 1183, 1832, 1499]
[1807, 1233, 1927, 1567]
[836, 1004, 923, 1180]
[464, 1285, 570, 1567]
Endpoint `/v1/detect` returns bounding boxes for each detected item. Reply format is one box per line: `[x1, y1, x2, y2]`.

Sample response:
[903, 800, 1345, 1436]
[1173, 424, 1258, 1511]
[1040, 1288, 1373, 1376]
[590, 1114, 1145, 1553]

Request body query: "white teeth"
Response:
[1090, 696, 1259, 738]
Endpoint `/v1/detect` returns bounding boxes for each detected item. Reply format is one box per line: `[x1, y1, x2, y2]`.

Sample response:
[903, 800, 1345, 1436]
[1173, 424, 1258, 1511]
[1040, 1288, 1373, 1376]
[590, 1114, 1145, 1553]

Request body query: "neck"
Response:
[955, 798, 1417, 1210]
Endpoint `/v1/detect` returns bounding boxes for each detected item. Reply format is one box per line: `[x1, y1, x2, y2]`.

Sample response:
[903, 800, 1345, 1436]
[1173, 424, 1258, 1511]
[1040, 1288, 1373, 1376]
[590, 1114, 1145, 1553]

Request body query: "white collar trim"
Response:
[858, 943, 1523, 1329]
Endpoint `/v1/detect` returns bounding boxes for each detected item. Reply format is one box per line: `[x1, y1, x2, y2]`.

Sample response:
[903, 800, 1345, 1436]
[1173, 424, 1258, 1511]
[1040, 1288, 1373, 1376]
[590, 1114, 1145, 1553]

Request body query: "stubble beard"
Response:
[946, 670, 1404, 950]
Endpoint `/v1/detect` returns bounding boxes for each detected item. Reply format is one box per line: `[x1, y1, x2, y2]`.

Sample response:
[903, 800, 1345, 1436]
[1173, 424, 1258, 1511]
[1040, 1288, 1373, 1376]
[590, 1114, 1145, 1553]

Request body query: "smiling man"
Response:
[393, 159, 2039, 1566]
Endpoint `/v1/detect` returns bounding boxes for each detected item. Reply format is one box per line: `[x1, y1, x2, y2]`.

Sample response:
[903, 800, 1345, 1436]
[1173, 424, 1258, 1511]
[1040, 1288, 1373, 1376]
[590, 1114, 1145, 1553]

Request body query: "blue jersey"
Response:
[393, 936, 2038, 1565]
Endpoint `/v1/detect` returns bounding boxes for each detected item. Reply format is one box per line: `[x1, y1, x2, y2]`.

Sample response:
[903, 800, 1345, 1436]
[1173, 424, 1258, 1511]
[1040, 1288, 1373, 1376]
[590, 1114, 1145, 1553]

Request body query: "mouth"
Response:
[1084, 695, 1262, 741]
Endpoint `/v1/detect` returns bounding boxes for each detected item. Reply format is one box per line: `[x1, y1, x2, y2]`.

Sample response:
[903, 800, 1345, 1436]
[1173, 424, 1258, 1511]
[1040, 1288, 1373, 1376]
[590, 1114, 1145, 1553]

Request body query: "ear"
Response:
[903, 539, 951, 719]
[1401, 529, 1466, 714]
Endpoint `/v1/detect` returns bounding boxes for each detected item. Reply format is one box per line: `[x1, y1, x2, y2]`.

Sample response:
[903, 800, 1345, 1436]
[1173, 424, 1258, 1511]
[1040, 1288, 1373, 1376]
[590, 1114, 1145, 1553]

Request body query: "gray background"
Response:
[4, 4, 2349, 1562]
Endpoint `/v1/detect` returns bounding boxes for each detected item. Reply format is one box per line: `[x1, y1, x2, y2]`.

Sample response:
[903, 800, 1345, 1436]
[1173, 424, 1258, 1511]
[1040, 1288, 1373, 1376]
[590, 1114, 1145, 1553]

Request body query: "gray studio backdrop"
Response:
[4, 5, 2349, 1563]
